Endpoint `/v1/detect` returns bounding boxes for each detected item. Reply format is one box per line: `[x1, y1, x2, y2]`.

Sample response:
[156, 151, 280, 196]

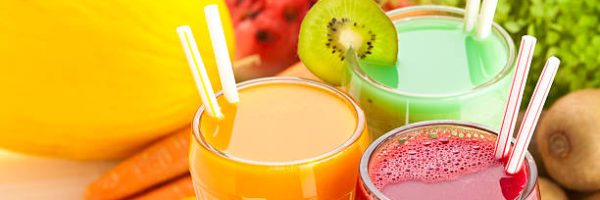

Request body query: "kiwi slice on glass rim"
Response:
[298, 0, 398, 85]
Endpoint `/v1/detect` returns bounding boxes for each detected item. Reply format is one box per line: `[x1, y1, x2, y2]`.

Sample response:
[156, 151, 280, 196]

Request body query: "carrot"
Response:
[131, 176, 195, 200]
[85, 127, 191, 200]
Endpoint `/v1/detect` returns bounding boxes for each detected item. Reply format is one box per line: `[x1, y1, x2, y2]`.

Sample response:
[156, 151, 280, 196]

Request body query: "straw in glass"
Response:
[476, 0, 498, 39]
[176, 25, 223, 118]
[464, 0, 481, 32]
[204, 4, 239, 104]
[506, 56, 560, 174]
[494, 36, 536, 159]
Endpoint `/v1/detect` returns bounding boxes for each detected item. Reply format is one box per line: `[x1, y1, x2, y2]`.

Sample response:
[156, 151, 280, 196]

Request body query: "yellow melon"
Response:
[0, 0, 235, 160]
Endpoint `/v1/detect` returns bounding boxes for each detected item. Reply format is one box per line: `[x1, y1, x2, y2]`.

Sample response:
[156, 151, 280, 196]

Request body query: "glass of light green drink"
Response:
[342, 5, 516, 139]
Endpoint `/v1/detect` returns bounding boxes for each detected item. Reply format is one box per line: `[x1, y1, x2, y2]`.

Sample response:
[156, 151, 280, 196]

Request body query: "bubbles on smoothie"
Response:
[439, 137, 450, 144]
[368, 126, 501, 189]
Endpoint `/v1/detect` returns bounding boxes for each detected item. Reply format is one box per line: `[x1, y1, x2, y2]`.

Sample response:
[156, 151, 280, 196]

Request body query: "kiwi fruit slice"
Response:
[298, 0, 398, 85]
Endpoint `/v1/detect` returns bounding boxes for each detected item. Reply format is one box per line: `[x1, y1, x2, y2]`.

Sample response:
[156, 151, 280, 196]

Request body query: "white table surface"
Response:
[0, 150, 118, 200]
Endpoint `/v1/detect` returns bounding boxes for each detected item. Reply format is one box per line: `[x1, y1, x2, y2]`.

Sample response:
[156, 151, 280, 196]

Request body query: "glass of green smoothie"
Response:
[342, 5, 516, 139]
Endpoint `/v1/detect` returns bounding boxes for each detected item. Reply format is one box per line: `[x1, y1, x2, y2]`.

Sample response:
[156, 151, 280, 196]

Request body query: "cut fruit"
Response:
[227, 0, 313, 81]
[298, 0, 398, 85]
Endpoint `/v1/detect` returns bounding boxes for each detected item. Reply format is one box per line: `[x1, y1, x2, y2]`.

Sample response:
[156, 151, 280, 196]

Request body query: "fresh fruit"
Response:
[226, 0, 312, 81]
[130, 176, 194, 200]
[584, 192, 600, 200]
[86, 128, 190, 200]
[298, 0, 398, 85]
[536, 89, 600, 191]
[538, 177, 568, 200]
[0, 0, 235, 160]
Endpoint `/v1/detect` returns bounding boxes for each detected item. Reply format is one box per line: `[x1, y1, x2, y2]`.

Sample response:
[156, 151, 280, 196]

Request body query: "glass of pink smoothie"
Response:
[357, 120, 539, 200]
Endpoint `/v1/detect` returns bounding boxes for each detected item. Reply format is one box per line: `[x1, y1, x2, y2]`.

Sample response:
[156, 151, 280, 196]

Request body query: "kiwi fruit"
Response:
[536, 89, 600, 192]
[539, 177, 568, 200]
[583, 192, 600, 200]
[298, 0, 398, 85]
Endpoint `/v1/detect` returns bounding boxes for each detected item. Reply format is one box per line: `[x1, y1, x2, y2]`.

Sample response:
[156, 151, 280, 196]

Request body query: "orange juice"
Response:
[189, 77, 369, 199]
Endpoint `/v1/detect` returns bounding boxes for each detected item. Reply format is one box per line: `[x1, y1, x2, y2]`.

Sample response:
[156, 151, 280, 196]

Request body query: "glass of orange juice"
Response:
[189, 77, 369, 199]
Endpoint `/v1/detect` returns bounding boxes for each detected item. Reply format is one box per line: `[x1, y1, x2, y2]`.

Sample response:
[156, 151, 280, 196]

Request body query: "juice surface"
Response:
[368, 126, 528, 200]
[200, 82, 357, 162]
[345, 14, 514, 137]
[363, 17, 508, 95]
[190, 79, 370, 199]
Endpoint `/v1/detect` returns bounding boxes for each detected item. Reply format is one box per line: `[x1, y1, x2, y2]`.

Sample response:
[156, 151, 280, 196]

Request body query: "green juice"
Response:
[344, 8, 515, 138]
[395, 18, 507, 94]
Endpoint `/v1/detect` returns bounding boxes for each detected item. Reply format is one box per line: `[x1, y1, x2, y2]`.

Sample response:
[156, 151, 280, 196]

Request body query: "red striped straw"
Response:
[505, 57, 560, 174]
[494, 36, 536, 159]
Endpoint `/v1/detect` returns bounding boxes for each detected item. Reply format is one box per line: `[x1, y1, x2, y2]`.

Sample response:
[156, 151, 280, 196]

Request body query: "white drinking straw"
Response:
[494, 36, 537, 159]
[204, 4, 239, 104]
[505, 57, 560, 174]
[177, 25, 223, 118]
[464, 0, 481, 32]
[476, 0, 498, 39]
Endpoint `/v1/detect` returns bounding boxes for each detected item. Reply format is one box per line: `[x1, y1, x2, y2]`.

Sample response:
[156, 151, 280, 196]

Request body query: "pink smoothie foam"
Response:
[368, 126, 528, 200]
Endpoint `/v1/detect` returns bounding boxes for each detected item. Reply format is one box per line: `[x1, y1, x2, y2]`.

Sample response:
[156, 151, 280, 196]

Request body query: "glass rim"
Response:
[347, 5, 516, 98]
[192, 77, 367, 166]
[359, 120, 539, 200]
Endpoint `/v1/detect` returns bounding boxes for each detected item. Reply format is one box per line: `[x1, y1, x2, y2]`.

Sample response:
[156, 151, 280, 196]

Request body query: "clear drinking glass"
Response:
[342, 6, 516, 139]
[357, 120, 540, 200]
[189, 77, 370, 199]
